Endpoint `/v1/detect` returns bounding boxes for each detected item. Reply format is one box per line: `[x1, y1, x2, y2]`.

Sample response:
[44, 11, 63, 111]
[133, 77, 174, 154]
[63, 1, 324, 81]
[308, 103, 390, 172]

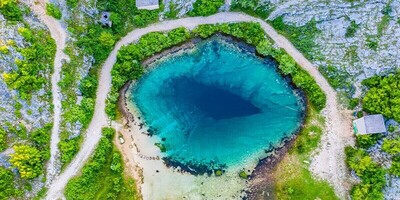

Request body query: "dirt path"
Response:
[45, 12, 353, 199]
[25, 0, 69, 186]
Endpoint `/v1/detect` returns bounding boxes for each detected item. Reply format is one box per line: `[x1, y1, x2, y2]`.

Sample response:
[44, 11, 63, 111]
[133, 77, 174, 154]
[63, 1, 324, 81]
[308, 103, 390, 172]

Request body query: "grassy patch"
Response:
[275, 105, 338, 199]
[319, 65, 352, 91]
[269, 16, 320, 60]
[65, 128, 139, 200]
[164, 1, 179, 19]
[345, 20, 359, 38]
[275, 156, 338, 200]
[230, 0, 271, 19]
[377, 2, 392, 37]
[366, 36, 378, 51]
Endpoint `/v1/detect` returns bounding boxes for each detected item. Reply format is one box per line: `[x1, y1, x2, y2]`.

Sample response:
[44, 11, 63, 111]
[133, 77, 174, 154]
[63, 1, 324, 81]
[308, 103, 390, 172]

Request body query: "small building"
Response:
[136, 0, 159, 10]
[353, 114, 387, 135]
[100, 12, 112, 27]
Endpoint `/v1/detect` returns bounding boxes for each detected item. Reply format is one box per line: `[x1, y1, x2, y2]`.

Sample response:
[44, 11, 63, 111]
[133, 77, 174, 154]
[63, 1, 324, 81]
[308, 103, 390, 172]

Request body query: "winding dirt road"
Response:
[25, 0, 68, 186]
[43, 12, 353, 199]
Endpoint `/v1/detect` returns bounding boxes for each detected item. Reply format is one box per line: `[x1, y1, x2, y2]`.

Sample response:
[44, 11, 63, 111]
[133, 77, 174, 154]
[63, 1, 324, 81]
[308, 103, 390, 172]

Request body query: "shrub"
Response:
[345, 147, 386, 199]
[362, 73, 400, 122]
[390, 158, 400, 177]
[388, 125, 397, 133]
[59, 136, 82, 165]
[0, 1, 22, 21]
[0, 0, 14, 8]
[0, 45, 9, 54]
[214, 169, 223, 176]
[46, 3, 62, 19]
[79, 75, 98, 98]
[345, 20, 359, 38]
[0, 167, 18, 199]
[239, 170, 249, 179]
[98, 32, 115, 47]
[66, 0, 78, 8]
[188, 0, 224, 16]
[349, 98, 359, 109]
[10, 145, 43, 179]
[382, 138, 400, 155]
[256, 40, 274, 56]
[30, 123, 52, 160]
[356, 134, 381, 149]
[0, 128, 7, 151]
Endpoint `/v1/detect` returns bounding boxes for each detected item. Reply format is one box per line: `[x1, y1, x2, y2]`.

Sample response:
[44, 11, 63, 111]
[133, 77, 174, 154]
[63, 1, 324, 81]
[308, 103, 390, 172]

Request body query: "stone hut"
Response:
[353, 114, 387, 135]
[100, 12, 112, 27]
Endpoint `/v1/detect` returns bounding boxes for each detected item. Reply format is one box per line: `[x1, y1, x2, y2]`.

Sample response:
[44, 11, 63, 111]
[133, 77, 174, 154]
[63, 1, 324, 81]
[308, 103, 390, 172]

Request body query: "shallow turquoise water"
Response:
[131, 38, 304, 169]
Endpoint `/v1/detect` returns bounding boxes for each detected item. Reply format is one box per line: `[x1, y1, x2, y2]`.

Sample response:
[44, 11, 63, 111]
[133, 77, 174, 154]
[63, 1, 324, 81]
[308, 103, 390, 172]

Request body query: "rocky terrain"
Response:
[0, 15, 52, 130]
[264, 0, 399, 95]
[164, 0, 400, 96]
[0, 4, 54, 198]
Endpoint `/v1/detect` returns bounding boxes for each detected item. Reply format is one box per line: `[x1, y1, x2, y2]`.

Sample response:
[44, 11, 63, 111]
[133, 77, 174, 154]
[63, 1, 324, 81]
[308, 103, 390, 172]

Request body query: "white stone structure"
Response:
[353, 114, 387, 135]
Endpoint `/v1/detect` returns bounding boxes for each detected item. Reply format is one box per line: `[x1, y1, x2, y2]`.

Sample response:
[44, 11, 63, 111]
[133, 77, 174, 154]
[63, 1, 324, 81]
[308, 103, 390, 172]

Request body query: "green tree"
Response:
[66, 0, 78, 8]
[362, 73, 400, 122]
[382, 138, 400, 155]
[0, 0, 14, 8]
[30, 124, 52, 160]
[0, 167, 17, 199]
[10, 145, 43, 179]
[390, 158, 400, 177]
[59, 135, 81, 165]
[0, 0, 22, 21]
[189, 0, 225, 16]
[256, 40, 274, 56]
[46, 3, 62, 19]
[79, 75, 98, 98]
[356, 134, 381, 149]
[99, 32, 115, 47]
[345, 147, 386, 199]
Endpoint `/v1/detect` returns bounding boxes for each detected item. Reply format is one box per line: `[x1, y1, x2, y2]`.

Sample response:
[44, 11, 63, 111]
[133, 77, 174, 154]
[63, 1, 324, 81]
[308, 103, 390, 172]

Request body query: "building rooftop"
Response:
[136, 0, 159, 10]
[353, 114, 387, 135]
[100, 12, 112, 27]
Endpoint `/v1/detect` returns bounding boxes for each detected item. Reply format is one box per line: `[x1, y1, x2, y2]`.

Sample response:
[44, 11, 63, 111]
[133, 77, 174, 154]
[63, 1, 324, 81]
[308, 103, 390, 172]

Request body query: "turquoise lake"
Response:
[131, 38, 304, 169]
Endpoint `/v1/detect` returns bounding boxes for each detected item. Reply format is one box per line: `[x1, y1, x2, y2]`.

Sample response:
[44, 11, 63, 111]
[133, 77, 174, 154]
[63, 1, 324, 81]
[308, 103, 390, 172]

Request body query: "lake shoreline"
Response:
[118, 35, 308, 199]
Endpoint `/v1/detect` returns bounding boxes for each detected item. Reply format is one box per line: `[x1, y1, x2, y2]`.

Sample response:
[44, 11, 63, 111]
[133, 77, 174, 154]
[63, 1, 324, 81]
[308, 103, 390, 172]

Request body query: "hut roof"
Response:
[353, 114, 386, 135]
[136, 0, 159, 10]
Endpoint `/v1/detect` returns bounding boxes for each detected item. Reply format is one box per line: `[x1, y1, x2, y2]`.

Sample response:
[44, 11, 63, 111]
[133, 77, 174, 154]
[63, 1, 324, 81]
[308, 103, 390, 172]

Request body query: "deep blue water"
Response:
[131, 38, 304, 168]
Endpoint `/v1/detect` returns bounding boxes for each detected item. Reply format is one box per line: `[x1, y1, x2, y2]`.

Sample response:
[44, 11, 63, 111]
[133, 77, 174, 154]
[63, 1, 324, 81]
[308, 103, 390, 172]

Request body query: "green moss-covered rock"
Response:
[214, 169, 223, 176]
[154, 143, 167, 152]
[239, 170, 249, 179]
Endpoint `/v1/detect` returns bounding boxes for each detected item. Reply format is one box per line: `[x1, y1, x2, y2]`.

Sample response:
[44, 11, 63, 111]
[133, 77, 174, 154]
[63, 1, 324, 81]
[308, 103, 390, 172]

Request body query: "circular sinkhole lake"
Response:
[130, 38, 304, 169]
